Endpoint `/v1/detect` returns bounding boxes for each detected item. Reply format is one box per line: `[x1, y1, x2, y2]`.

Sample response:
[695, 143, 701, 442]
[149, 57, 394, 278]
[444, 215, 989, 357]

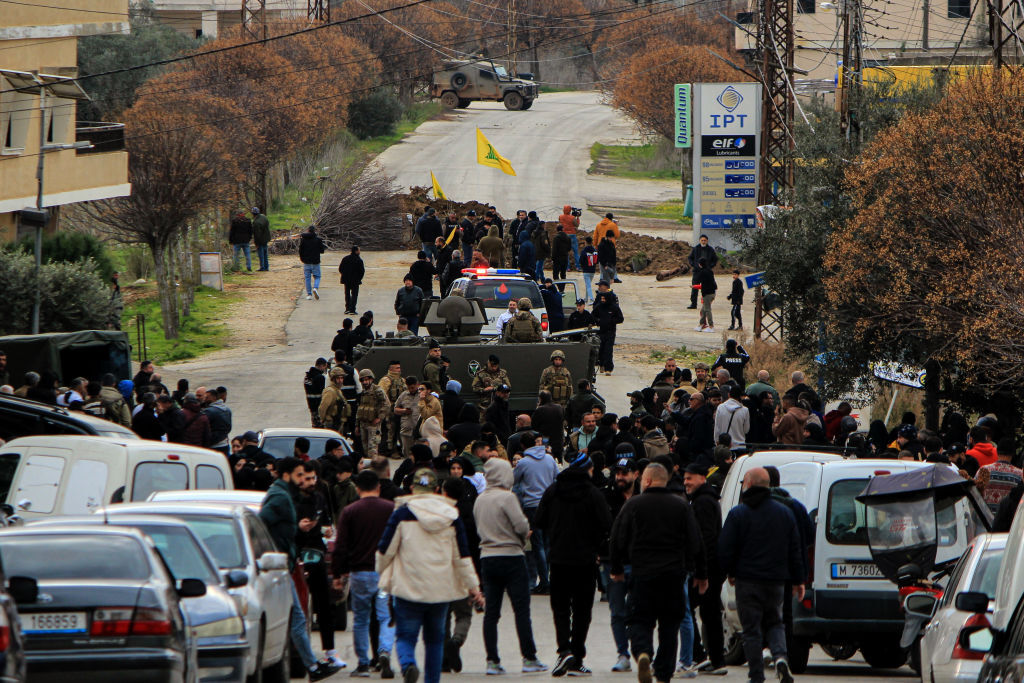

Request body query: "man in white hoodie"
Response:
[376, 468, 483, 683]
[475, 458, 548, 675]
[713, 384, 750, 455]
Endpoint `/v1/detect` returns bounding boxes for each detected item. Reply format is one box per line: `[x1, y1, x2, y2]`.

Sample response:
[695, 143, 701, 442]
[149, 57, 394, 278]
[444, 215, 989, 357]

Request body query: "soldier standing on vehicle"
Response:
[356, 369, 391, 457]
[539, 350, 573, 410]
[319, 367, 350, 434]
[304, 357, 329, 427]
[504, 298, 543, 343]
[422, 340, 444, 392]
[377, 360, 405, 456]
[472, 355, 511, 416]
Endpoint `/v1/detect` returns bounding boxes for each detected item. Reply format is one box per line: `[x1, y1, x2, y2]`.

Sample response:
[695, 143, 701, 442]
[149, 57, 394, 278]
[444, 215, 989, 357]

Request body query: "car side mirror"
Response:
[178, 578, 207, 598]
[903, 592, 938, 619]
[955, 591, 990, 614]
[8, 576, 38, 604]
[224, 570, 249, 588]
[958, 625, 994, 653]
[257, 552, 288, 572]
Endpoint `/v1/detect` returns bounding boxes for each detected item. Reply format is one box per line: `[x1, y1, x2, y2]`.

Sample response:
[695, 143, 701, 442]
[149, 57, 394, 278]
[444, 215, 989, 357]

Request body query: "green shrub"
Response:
[15, 231, 115, 281]
[0, 250, 113, 336]
[347, 90, 405, 140]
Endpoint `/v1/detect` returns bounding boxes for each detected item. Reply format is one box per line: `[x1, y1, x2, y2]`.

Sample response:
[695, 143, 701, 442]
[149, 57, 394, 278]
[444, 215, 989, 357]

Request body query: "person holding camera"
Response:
[558, 205, 582, 270]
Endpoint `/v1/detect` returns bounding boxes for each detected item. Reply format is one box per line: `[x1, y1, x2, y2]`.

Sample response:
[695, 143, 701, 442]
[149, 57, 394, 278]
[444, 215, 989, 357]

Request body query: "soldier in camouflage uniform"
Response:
[539, 349, 574, 409]
[503, 297, 543, 343]
[422, 339, 444, 392]
[355, 368, 391, 456]
[471, 354, 511, 416]
[377, 360, 405, 456]
[318, 366, 350, 434]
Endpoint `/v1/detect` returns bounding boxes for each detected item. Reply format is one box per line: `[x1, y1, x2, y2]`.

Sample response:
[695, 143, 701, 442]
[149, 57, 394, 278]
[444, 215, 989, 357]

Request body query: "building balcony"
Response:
[75, 121, 125, 154]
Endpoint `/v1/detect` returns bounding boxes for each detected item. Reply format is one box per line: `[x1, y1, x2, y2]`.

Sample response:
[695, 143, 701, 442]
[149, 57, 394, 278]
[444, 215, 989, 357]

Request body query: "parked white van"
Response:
[0, 435, 233, 521]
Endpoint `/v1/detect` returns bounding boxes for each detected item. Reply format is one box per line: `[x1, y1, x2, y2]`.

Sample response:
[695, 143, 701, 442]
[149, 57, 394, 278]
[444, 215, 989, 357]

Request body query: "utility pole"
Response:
[922, 0, 930, 50]
[988, 0, 1024, 67]
[507, 0, 519, 77]
[757, 0, 796, 206]
[308, 0, 329, 22]
[241, 0, 267, 40]
[839, 0, 863, 143]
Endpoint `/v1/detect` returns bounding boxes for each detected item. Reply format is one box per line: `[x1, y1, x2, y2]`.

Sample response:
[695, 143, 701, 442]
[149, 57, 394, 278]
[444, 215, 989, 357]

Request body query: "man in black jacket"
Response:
[229, 211, 254, 272]
[394, 277, 425, 334]
[299, 226, 326, 300]
[408, 251, 436, 298]
[685, 391, 716, 466]
[484, 385, 513, 445]
[610, 463, 707, 683]
[441, 251, 465, 296]
[694, 259, 717, 332]
[416, 208, 443, 262]
[593, 284, 624, 374]
[536, 453, 613, 676]
[304, 357, 328, 427]
[719, 467, 804, 683]
[687, 234, 718, 309]
[683, 464, 726, 675]
[339, 246, 365, 315]
[600, 456, 641, 672]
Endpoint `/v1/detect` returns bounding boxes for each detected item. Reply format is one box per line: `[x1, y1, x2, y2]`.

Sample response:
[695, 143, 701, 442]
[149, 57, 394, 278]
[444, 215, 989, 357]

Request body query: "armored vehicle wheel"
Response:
[450, 72, 468, 89]
[457, 98, 472, 108]
[522, 98, 534, 110]
[503, 91, 524, 111]
[440, 91, 460, 109]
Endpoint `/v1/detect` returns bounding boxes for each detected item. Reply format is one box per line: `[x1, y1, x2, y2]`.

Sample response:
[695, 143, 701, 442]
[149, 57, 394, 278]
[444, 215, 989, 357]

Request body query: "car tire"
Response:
[246, 622, 265, 683]
[503, 91, 524, 111]
[860, 639, 908, 669]
[522, 98, 534, 110]
[440, 91, 460, 109]
[264, 625, 292, 683]
[450, 72, 468, 90]
[457, 98, 472, 108]
[821, 642, 857, 661]
[788, 637, 811, 674]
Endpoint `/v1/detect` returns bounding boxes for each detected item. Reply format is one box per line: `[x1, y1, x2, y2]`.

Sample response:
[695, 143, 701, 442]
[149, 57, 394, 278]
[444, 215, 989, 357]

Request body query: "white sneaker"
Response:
[305, 294, 312, 300]
[694, 325, 705, 332]
[611, 656, 632, 673]
[522, 658, 547, 673]
[326, 650, 347, 669]
[312, 287, 319, 300]
[486, 661, 506, 675]
[702, 326, 716, 333]
[676, 662, 697, 678]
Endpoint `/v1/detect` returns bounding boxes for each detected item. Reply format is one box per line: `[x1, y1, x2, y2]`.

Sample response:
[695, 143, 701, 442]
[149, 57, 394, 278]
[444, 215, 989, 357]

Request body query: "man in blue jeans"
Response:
[259, 457, 343, 681]
[474, 458, 547, 675]
[600, 456, 641, 672]
[513, 433, 558, 594]
[333, 470, 397, 677]
[228, 211, 253, 272]
[376, 468, 482, 683]
[298, 226, 326, 300]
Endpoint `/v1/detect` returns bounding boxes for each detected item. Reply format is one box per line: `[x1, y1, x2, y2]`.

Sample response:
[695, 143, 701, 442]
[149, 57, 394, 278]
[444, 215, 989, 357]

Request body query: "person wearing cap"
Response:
[319, 366, 350, 434]
[594, 211, 620, 247]
[251, 206, 271, 271]
[421, 341, 444, 392]
[539, 349, 573, 410]
[179, 392, 212, 448]
[535, 451, 612, 676]
[472, 354, 511, 415]
[691, 362, 715, 394]
[599, 453, 641, 672]
[304, 357, 330, 428]
[474, 458, 548, 675]
[888, 423, 926, 460]
[640, 415, 669, 460]
[682, 464, 727, 675]
[593, 282, 624, 374]
[610, 463, 706, 683]
[395, 275, 426, 335]
[504, 297, 543, 343]
[484, 384, 513, 444]
[377, 467, 483, 683]
[299, 225, 326, 300]
[540, 278, 565, 332]
[356, 369, 391, 457]
[566, 298, 596, 330]
[513, 431, 559, 594]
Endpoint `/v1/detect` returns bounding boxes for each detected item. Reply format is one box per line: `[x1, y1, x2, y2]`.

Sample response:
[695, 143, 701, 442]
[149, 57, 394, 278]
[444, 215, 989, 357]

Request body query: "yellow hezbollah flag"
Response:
[430, 170, 447, 200]
[476, 127, 516, 176]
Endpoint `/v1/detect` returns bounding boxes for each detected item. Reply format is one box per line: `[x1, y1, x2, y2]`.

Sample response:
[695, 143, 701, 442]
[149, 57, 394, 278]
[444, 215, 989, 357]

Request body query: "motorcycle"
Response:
[856, 465, 993, 671]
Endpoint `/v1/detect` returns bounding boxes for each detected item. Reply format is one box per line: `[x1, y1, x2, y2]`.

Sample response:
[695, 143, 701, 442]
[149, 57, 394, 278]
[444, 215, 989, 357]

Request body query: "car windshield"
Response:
[466, 280, 543, 309]
[262, 436, 349, 460]
[493, 65, 509, 78]
[970, 548, 1005, 599]
[0, 534, 150, 580]
[176, 515, 246, 569]
[131, 524, 219, 583]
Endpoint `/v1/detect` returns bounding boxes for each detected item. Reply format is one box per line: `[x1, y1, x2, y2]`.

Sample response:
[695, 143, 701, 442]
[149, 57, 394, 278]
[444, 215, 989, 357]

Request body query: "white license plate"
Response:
[831, 562, 884, 579]
[20, 612, 88, 634]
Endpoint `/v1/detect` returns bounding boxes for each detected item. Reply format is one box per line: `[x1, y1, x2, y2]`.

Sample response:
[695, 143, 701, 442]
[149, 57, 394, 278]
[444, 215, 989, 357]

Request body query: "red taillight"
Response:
[801, 597, 813, 610]
[952, 613, 991, 660]
[541, 313, 548, 331]
[166, 454, 180, 461]
[91, 607, 171, 636]
[0, 625, 9, 651]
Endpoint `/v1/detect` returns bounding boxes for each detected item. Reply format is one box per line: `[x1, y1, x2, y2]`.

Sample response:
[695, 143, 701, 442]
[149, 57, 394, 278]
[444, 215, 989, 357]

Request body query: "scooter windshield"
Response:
[865, 496, 938, 580]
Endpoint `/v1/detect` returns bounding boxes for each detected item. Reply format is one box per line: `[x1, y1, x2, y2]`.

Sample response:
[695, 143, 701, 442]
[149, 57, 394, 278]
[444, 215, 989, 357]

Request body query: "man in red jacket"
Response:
[967, 426, 999, 467]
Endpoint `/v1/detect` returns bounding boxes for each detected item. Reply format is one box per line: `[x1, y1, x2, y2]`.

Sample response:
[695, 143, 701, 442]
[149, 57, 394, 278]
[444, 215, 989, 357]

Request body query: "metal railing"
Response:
[75, 122, 125, 154]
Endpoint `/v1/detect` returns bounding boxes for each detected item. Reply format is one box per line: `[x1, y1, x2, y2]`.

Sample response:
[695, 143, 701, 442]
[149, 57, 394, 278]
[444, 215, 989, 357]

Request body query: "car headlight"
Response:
[193, 616, 244, 639]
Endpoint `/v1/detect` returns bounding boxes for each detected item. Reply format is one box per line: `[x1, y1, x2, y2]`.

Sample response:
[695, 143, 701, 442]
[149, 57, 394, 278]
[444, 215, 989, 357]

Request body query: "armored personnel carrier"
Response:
[431, 59, 538, 111]
[353, 296, 599, 413]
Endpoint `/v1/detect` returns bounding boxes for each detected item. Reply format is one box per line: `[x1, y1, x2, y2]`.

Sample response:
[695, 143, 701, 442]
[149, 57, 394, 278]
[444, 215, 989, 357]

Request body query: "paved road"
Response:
[376, 92, 680, 230]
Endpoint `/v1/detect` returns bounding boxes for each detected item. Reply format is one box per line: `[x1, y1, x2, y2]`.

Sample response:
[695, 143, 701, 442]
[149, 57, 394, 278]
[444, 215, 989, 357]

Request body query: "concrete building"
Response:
[0, 0, 131, 242]
[735, 0, 993, 83]
[150, 0, 303, 39]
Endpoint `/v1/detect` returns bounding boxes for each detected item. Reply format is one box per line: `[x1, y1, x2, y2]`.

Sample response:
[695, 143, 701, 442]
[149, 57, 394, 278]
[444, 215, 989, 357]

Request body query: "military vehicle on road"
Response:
[431, 59, 538, 111]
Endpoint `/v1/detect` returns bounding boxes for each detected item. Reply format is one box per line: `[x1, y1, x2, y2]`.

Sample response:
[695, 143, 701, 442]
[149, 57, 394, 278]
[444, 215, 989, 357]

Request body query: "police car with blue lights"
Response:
[446, 268, 579, 337]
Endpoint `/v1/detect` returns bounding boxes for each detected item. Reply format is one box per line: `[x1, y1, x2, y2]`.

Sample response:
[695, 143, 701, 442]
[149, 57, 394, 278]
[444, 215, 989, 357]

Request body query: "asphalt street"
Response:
[375, 92, 681, 234]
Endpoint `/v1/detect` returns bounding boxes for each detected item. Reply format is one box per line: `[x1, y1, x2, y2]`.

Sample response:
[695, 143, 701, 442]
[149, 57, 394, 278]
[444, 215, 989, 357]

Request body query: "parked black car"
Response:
[0, 395, 136, 443]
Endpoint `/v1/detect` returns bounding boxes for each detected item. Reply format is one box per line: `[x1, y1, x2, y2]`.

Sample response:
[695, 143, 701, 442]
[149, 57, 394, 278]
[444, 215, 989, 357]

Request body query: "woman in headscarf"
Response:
[422, 414, 446, 457]
[449, 455, 485, 495]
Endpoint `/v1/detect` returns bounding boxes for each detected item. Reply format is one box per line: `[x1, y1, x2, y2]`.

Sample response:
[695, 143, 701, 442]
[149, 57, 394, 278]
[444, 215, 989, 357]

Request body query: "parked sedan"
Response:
[31, 515, 248, 683]
[919, 532, 1007, 682]
[147, 490, 264, 511]
[100, 503, 293, 683]
[0, 524, 203, 683]
[258, 428, 353, 460]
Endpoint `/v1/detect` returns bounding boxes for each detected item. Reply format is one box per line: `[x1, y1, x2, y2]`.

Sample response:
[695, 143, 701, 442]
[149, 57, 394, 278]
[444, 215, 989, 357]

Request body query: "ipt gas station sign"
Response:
[690, 83, 762, 247]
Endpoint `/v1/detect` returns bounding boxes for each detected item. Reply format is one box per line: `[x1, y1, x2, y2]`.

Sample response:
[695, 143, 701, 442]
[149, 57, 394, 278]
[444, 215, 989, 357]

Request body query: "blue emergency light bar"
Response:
[461, 268, 524, 276]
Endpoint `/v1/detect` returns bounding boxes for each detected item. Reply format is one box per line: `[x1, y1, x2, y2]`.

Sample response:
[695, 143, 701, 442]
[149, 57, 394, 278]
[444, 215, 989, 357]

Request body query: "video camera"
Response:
[570, 207, 583, 218]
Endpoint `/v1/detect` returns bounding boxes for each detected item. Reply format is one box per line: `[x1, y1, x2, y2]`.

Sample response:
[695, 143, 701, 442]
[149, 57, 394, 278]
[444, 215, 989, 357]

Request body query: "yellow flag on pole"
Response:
[475, 127, 517, 176]
[430, 170, 447, 200]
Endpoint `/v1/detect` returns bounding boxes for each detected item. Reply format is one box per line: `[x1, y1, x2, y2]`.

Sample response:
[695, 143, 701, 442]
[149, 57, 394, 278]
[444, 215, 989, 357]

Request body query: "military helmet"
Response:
[358, 368, 375, 380]
[517, 297, 532, 310]
[329, 367, 346, 379]
[550, 349, 566, 361]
